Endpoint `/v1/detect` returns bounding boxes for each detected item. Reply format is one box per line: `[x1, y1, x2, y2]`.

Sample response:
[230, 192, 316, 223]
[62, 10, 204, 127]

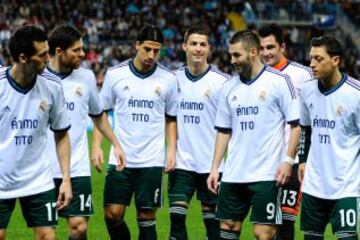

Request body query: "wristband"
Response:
[284, 156, 295, 166]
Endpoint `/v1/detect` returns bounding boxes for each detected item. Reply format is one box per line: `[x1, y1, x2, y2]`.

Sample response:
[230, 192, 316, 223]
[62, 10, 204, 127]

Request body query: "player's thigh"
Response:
[281, 164, 301, 222]
[168, 169, 196, 205]
[249, 181, 282, 225]
[300, 192, 330, 235]
[55, 176, 93, 218]
[103, 165, 133, 207]
[133, 167, 163, 209]
[330, 197, 359, 238]
[19, 189, 58, 228]
[196, 172, 219, 206]
[216, 182, 250, 223]
[0, 198, 16, 230]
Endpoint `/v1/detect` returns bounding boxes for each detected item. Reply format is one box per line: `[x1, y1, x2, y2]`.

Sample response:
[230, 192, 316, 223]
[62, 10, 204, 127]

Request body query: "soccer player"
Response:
[207, 30, 301, 240]
[168, 25, 229, 240]
[44, 25, 125, 240]
[258, 23, 313, 240]
[0, 26, 71, 240]
[92, 25, 177, 240]
[298, 35, 359, 240]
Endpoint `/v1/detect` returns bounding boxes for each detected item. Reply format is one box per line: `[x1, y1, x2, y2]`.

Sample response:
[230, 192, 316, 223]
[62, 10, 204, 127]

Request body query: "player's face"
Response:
[183, 34, 210, 67]
[135, 40, 162, 70]
[230, 41, 252, 75]
[28, 41, 50, 74]
[60, 39, 85, 69]
[309, 46, 339, 81]
[259, 35, 285, 66]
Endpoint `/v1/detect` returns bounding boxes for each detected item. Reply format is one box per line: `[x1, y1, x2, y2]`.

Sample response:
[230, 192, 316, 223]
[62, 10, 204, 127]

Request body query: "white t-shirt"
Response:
[216, 66, 299, 183]
[300, 74, 360, 199]
[44, 66, 102, 178]
[176, 65, 229, 173]
[0, 67, 70, 199]
[100, 59, 178, 168]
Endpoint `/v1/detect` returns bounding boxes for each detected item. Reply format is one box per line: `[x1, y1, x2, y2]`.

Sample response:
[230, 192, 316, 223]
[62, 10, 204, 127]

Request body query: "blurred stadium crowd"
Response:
[0, 0, 359, 84]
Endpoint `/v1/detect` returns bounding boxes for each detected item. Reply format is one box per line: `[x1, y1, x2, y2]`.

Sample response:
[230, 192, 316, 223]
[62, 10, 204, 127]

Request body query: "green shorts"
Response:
[168, 169, 219, 205]
[0, 189, 57, 228]
[301, 193, 359, 238]
[104, 165, 163, 209]
[54, 176, 93, 218]
[216, 181, 282, 225]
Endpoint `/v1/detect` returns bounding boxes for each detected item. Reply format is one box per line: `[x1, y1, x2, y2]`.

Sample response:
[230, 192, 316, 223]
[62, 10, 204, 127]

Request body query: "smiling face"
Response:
[135, 40, 162, 71]
[58, 39, 85, 70]
[259, 34, 285, 67]
[183, 33, 210, 67]
[229, 41, 252, 75]
[309, 46, 340, 81]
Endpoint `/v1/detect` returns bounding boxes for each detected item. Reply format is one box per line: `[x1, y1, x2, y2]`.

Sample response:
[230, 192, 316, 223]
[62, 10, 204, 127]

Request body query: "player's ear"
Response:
[182, 42, 187, 52]
[135, 41, 141, 51]
[280, 42, 286, 52]
[331, 55, 340, 67]
[55, 47, 63, 56]
[18, 53, 27, 63]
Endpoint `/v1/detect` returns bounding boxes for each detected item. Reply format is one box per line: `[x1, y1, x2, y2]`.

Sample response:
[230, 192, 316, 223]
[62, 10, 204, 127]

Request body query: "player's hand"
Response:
[165, 151, 176, 173]
[298, 163, 306, 183]
[275, 161, 292, 186]
[114, 144, 126, 172]
[207, 170, 219, 194]
[92, 146, 104, 173]
[56, 178, 72, 210]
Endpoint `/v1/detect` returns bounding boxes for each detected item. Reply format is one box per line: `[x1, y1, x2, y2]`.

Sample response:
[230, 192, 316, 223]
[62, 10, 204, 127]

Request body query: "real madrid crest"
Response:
[39, 100, 48, 112]
[336, 105, 344, 117]
[259, 90, 267, 101]
[155, 86, 162, 96]
[75, 86, 83, 97]
[204, 89, 211, 99]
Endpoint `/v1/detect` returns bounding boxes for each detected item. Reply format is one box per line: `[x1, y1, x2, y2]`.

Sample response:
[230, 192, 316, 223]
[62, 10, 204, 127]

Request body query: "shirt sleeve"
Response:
[276, 75, 300, 123]
[49, 84, 71, 132]
[87, 71, 103, 117]
[100, 70, 116, 111]
[165, 75, 178, 117]
[215, 84, 232, 130]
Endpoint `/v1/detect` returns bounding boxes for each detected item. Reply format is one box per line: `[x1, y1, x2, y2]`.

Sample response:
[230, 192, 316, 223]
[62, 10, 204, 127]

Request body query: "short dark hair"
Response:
[229, 30, 260, 50]
[184, 25, 210, 43]
[258, 23, 284, 44]
[137, 25, 164, 44]
[310, 35, 343, 59]
[48, 25, 82, 56]
[9, 25, 47, 62]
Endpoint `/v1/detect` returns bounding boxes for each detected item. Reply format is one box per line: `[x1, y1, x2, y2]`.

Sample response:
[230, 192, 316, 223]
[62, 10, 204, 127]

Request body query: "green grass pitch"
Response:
[6, 133, 337, 239]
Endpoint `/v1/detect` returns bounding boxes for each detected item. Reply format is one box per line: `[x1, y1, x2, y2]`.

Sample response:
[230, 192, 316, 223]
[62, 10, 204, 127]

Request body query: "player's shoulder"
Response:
[156, 63, 176, 77]
[41, 71, 62, 85]
[287, 61, 313, 78]
[0, 66, 7, 81]
[344, 74, 360, 92]
[264, 66, 291, 83]
[209, 65, 231, 80]
[222, 74, 239, 91]
[107, 59, 131, 73]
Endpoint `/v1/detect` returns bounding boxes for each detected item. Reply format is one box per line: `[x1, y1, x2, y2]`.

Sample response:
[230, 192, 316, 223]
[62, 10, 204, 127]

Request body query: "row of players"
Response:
[0, 23, 359, 240]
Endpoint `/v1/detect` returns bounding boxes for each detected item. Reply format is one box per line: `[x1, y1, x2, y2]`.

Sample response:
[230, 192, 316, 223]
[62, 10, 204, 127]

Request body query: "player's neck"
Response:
[10, 64, 36, 88]
[49, 58, 72, 74]
[245, 59, 264, 80]
[272, 56, 288, 70]
[133, 57, 154, 73]
[320, 69, 342, 90]
[187, 62, 209, 76]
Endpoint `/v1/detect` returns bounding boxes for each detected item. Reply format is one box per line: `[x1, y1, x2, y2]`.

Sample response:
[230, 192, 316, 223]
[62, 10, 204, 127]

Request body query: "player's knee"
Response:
[104, 205, 125, 221]
[69, 220, 88, 239]
[35, 229, 56, 240]
[137, 208, 156, 219]
[253, 225, 276, 240]
[201, 203, 215, 213]
[220, 220, 241, 231]
[0, 230, 6, 240]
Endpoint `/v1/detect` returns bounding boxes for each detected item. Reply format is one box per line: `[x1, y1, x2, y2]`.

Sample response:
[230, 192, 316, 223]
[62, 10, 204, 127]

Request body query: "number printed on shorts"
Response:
[339, 209, 356, 227]
[266, 202, 275, 220]
[79, 194, 92, 212]
[282, 190, 298, 206]
[45, 202, 58, 222]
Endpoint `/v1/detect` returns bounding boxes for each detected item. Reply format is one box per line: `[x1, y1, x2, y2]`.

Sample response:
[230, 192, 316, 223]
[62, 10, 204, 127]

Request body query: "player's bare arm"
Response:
[276, 123, 301, 186]
[165, 117, 177, 173]
[92, 112, 126, 172]
[54, 131, 72, 210]
[207, 131, 231, 194]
